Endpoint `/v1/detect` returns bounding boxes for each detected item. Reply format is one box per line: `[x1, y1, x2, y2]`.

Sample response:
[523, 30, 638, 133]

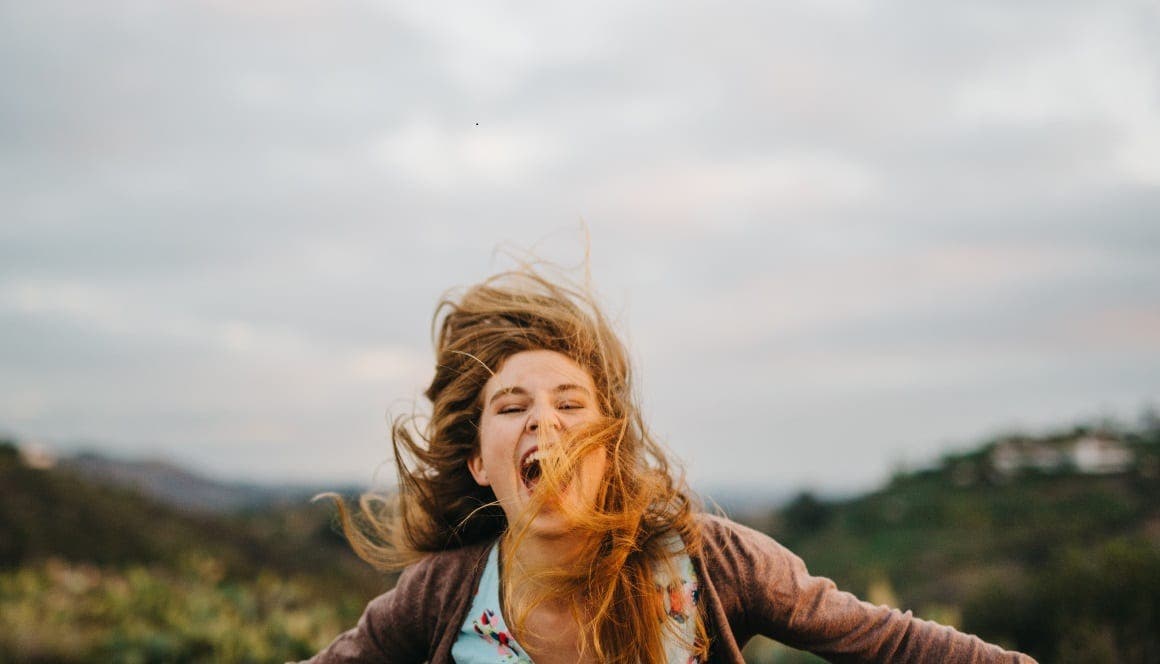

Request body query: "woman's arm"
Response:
[700, 515, 1037, 663]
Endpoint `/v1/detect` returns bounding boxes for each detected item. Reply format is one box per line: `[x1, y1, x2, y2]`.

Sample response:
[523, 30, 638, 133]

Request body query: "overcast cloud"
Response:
[2, 0, 1158, 494]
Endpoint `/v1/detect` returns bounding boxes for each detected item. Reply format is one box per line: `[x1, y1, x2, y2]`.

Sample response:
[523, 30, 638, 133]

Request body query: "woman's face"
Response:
[469, 349, 606, 537]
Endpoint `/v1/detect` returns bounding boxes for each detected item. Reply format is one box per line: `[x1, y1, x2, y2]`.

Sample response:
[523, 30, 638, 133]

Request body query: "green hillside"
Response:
[742, 424, 1160, 664]
[0, 440, 387, 663]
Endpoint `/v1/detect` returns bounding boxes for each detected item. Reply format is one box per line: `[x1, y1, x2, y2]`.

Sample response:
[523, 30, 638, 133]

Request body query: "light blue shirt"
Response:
[451, 539, 700, 663]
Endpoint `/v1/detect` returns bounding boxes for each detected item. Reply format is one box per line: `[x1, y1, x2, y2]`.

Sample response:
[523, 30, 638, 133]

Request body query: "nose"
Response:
[525, 402, 562, 434]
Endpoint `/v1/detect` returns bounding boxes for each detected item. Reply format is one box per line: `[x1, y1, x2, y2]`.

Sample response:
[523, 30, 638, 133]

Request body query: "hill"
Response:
[58, 452, 331, 513]
[739, 423, 1160, 664]
[0, 441, 373, 579]
[0, 439, 387, 662]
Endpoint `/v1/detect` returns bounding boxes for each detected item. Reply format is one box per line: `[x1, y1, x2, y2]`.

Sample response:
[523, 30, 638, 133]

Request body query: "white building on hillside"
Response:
[989, 434, 1134, 476]
[1071, 435, 1134, 474]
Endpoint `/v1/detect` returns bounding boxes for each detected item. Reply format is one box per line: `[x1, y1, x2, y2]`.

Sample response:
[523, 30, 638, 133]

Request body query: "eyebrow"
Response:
[487, 384, 592, 406]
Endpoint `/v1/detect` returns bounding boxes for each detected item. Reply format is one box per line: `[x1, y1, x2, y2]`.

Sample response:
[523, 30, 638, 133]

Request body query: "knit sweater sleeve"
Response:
[699, 515, 1037, 664]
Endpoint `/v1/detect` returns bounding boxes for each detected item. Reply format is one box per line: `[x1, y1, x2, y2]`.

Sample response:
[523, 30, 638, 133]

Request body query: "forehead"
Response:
[483, 350, 595, 396]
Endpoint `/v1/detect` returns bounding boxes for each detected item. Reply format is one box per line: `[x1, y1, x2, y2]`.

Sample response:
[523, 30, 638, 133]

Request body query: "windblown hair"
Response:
[332, 266, 707, 663]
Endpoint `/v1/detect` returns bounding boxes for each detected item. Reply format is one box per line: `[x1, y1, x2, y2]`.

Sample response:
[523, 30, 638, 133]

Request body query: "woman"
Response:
[306, 268, 1035, 664]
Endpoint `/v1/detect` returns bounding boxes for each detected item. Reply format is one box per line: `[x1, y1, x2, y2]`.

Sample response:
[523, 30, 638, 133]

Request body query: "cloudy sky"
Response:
[2, 0, 1158, 495]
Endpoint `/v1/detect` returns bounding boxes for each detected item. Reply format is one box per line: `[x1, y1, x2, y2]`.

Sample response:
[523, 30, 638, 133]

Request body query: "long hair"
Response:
[331, 266, 707, 663]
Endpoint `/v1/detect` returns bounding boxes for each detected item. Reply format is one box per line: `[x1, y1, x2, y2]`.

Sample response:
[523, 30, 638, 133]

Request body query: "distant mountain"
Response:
[57, 451, 365, 514]
[0, 439, 379, 583]
[698, 485, 798, 521]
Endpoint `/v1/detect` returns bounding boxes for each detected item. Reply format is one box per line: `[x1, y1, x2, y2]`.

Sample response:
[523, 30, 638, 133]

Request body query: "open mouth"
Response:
[519, 447, 544, 491]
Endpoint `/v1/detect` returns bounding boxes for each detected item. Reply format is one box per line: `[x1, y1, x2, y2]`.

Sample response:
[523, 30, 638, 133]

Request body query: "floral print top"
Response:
[451, 537, 700, 664]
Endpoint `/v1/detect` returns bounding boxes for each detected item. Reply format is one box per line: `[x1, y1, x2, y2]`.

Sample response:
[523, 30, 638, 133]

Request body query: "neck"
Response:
[500, 527, 595, 608]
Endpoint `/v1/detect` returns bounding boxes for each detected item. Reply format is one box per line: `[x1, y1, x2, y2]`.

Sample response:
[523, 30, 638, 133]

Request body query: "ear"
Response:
[467, 452, 490, 487]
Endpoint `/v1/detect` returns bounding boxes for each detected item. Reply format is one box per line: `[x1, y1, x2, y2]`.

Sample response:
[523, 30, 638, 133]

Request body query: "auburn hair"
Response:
[331, 266, 707, 663]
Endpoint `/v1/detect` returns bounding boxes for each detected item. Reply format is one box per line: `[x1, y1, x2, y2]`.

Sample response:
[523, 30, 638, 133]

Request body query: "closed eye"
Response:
[498, 404, 526, 414]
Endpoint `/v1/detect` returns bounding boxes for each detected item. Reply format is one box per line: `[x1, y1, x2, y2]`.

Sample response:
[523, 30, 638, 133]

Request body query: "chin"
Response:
[508, 495, 577, 539]
[526, 511, 577, 538]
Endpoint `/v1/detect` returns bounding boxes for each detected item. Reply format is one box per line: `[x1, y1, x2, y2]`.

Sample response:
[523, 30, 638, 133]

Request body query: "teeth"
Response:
[522, 450, 545, 467]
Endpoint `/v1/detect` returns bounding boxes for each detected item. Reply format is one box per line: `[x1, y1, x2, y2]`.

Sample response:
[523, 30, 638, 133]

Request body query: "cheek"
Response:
[477, 414, 497, 445]
[584, 449, 608, 481]
[477, 418, 515, 458]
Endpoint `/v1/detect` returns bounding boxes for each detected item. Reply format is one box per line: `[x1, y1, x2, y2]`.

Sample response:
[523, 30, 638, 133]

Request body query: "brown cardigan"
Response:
[304, 515, 1036, 663]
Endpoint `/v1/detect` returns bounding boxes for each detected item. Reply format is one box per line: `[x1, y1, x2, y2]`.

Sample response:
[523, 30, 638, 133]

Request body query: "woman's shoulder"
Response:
[691, 511, 795, 578]
[694, 511, 776, 550]
[358, 539, 495, 641]
[396, 537, 495, 591]
[299, 538, 496, 663]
